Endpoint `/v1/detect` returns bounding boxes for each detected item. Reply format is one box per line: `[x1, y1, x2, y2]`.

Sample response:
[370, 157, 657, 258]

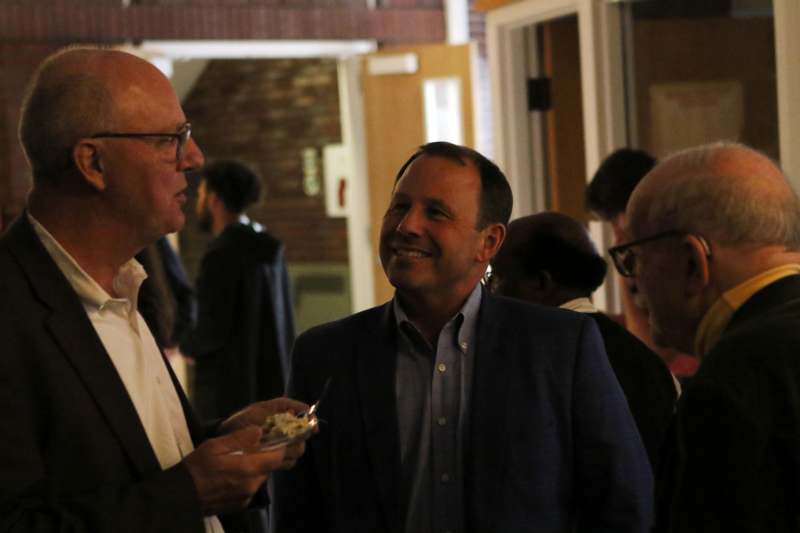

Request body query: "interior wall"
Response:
[633, 16, 778, 159]
[181, 58, 350, 332]
[0, 43, 63, 220]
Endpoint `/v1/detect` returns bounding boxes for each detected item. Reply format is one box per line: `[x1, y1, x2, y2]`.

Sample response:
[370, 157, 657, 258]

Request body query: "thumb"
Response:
[207, 426, 263, 455]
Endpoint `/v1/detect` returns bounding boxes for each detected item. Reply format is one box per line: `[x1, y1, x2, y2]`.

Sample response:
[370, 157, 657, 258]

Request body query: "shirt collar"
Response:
[27, 212, 148, 315]
[694, 263, 800, 357]
[559, 297, 598, 314]
[393, 282, 483, 354]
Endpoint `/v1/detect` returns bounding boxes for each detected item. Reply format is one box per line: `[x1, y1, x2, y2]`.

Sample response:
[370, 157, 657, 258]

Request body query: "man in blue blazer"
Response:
[273, 142, 653, 533]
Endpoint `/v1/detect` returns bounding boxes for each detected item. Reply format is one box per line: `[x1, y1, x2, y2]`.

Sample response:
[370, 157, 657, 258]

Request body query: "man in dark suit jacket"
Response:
[0, 47, 306, 533]
[273, 142, 653, 533]
[489, 211, 677, 468]
[181, 160, 295, 421]
[616, 141, 800, 532]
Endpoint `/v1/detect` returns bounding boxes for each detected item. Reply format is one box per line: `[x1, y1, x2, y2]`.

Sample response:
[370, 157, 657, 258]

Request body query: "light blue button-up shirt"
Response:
[394, 283, 482, 533]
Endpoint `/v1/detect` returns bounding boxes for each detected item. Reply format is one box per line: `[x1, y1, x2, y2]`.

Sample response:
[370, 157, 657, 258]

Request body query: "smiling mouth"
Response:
[393, 247, 431, 259]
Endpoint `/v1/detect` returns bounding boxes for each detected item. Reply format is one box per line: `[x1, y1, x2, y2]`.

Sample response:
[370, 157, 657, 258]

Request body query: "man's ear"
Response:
[73, 140, 107, 191]
[684, 235, 711, 295]
[478, 223, 506, 262]
[206, 190, 222, 212]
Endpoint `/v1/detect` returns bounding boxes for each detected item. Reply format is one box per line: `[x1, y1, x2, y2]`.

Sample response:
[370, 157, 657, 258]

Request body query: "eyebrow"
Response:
[425, 198, 452, 214]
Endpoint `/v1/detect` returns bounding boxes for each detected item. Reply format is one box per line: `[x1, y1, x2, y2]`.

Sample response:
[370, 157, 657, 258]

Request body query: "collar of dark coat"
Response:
[726, 274, 800, 333]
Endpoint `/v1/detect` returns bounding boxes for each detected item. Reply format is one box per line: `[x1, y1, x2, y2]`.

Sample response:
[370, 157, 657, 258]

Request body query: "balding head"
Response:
[622, 142, 800, 353]
[628, 142, 800, 249]
[490, 212, 607, 306]
[18, 47, 167, 185]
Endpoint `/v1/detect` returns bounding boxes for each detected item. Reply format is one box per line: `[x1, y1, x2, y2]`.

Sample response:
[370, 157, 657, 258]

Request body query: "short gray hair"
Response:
[18, 47, 114, 184]
[638, 142, 800, 250]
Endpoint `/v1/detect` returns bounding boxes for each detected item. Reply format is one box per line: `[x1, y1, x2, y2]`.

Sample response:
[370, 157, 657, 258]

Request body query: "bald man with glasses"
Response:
[0, 47, 308, 533]
[616, 141, 800, 533]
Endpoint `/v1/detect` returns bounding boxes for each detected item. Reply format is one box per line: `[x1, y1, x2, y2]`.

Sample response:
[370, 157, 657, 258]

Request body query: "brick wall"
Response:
[180, 58, 347, 278]
[0, 43, 63, 216]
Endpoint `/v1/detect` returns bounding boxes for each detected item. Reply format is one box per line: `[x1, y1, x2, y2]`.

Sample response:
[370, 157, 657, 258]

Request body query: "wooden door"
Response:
[362, 43, 475, 304]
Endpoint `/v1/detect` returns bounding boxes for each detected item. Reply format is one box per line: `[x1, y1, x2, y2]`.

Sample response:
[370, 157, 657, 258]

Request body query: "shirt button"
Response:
[437, 416, 447, 426]
[459, 341, 468, 352]
[437, 363, 447, 373]
[441, 473, 450, 483]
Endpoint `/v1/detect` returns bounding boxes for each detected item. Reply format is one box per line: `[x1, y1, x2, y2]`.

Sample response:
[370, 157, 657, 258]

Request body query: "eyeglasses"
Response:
[608, 230, 711, 277]
[90, 122, 192, 164]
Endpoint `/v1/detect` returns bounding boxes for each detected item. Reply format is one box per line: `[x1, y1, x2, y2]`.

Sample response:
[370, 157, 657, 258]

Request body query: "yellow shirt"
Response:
[694, 264, 800, 357]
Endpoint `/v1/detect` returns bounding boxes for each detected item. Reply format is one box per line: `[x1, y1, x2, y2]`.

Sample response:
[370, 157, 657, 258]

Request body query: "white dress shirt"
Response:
[29, 214, 224, 533]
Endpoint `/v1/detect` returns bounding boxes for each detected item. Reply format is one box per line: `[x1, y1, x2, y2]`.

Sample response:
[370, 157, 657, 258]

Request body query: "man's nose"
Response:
[396, 207, 423, 236]
[180, 137, 205, 172]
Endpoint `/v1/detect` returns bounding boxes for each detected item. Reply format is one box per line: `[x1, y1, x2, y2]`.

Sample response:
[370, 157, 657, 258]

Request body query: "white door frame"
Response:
[487, 0, 625, 311]
[487, 0, 626, 219]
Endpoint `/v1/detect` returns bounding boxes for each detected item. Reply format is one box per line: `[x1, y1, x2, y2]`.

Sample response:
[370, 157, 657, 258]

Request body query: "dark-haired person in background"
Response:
[489, 211, 676, 468]
[181, 160, 295, 425]
[586, 148, 698, 380]
[273, 142, 653, 533]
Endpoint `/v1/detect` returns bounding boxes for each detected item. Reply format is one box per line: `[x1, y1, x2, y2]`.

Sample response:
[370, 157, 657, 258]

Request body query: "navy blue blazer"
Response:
[274, 291, 653, 533]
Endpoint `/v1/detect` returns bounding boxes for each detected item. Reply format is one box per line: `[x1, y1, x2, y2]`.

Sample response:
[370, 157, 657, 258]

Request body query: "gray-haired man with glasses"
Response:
[615, 141, 800, 533]
[0, 47, 308, 533]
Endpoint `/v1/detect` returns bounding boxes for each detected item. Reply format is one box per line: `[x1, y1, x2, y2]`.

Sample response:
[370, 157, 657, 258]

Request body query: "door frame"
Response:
[487, 0, 626, 219]
[487, 0, 625, 311]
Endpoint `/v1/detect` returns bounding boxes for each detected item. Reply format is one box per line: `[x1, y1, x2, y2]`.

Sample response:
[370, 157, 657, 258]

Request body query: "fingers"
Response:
[206, 426, 262, 455]
[280, 440, 306, 470]
[185, 431, 288, 516]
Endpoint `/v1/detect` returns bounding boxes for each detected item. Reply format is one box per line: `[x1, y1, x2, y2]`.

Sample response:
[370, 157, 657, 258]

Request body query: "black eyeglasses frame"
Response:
[608, 230, 703, 277]
[89, 122, 192, 163]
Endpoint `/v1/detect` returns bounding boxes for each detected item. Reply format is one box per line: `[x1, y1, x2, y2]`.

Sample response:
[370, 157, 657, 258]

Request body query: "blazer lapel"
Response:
[7, 216, 162, 476]
[356, 303, 402, 531]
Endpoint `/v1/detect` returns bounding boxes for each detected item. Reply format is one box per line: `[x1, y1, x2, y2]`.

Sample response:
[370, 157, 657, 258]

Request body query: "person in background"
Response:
[489, 211, 676, 467]
[274, 141, 653, 533]
[0, 47, 307, 533]
[586, 148, 698, 380]
[181, 160, 295, 423]
[617, 141, 800, 532]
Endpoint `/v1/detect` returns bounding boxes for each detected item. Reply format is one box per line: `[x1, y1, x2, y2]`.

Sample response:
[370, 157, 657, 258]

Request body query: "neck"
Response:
[29, 190, 140, 296]
[212, 210, 240, 237]
[396, 285, 477, 345]
[710, 244, 800, 294]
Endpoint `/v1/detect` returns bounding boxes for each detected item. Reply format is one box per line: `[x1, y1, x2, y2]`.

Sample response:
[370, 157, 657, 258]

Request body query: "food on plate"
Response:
[262, 412, 313, 441]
